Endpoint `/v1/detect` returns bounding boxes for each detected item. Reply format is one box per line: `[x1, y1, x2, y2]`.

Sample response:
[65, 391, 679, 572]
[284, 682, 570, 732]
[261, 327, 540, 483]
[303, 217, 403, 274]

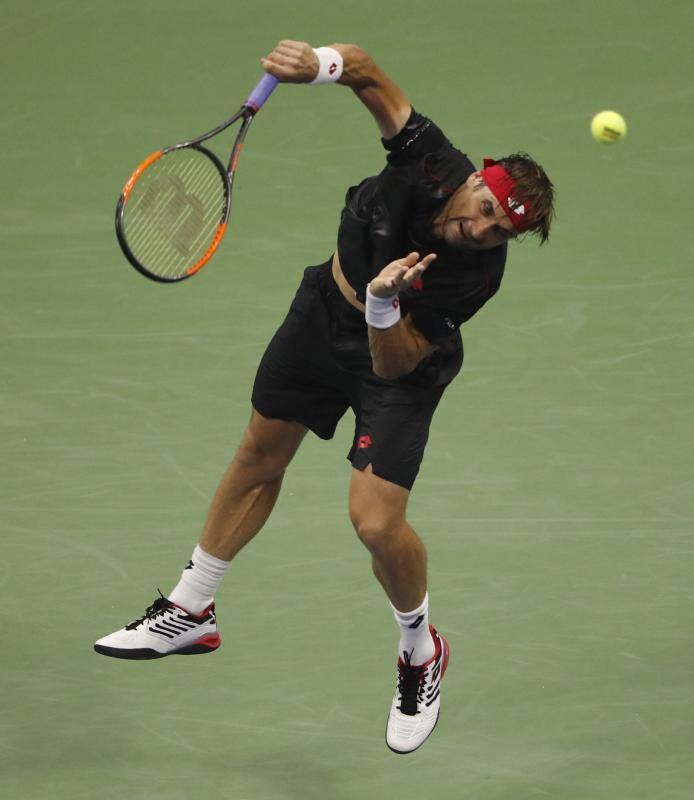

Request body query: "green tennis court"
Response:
[2, 1, 693, 797]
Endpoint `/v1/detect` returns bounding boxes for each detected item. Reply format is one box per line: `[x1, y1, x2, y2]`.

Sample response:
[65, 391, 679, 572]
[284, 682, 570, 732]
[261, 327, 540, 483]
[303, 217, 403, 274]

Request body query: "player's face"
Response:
[437, 172, 518, 251]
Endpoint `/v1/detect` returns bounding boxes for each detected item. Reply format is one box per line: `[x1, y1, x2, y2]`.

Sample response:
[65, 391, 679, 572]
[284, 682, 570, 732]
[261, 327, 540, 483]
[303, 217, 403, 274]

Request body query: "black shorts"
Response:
[251, 260, 447, 490]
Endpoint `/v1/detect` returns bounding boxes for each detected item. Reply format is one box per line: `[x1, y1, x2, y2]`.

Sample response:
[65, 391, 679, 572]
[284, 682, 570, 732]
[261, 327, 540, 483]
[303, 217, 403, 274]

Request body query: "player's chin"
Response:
[448, 227, 494, 252]
[446, 232, 479, 251]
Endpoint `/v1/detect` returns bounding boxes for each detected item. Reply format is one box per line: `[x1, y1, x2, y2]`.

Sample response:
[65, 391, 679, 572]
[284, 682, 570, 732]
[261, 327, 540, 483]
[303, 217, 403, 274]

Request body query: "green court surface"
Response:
[2, 1, 693, 798]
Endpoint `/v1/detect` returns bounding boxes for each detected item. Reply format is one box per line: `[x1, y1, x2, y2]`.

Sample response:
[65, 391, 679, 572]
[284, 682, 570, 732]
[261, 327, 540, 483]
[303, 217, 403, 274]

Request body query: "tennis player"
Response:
[95, 40, 555, 754]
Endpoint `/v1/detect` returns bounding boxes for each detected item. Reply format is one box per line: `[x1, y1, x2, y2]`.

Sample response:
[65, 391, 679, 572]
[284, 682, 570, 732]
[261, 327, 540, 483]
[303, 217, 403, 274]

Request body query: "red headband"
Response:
[480, 159, 532, 233]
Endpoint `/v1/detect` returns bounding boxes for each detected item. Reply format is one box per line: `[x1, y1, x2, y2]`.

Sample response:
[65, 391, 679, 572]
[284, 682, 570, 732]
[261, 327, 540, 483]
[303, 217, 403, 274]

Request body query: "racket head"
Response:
[116, 144, 231, 283]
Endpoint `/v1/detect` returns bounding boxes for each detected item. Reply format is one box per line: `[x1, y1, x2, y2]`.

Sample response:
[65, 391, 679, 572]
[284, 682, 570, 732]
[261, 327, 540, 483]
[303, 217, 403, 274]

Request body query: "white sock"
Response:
[391, 593, 436, 665]
[168, 545, 230, 614]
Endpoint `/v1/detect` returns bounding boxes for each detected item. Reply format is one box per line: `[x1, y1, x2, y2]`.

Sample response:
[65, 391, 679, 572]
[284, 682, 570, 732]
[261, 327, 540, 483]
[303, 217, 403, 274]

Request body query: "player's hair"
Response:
[495, 153, 555, 244]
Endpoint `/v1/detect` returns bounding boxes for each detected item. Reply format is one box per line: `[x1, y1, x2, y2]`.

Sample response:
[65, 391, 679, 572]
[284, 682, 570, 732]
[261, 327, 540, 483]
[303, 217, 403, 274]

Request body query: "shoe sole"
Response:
[94, 633, 221, 660]
[386, 631, 450, 755]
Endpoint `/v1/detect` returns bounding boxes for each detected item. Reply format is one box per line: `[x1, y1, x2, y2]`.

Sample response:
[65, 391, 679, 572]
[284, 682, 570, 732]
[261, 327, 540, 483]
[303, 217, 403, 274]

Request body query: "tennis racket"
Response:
[115, 73, 279, 283]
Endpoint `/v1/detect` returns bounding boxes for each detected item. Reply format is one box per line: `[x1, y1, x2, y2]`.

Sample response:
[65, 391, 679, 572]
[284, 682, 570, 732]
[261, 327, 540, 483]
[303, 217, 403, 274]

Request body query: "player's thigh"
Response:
[348, 464, 410, 540]
[234, 408, 308, 477]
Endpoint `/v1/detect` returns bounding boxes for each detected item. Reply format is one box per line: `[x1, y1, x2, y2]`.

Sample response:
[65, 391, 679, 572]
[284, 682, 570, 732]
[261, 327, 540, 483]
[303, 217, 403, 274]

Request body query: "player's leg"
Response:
[200, 410, 308, 561]
[349, 466, 435, 663]
[166, 409, 308, 609]
[94, 410, 307, 660]
[348, 466, 450, 754]
[346, 375, 450, 753]
[349, 466, 426, 612]
[94, 260, 348, 661]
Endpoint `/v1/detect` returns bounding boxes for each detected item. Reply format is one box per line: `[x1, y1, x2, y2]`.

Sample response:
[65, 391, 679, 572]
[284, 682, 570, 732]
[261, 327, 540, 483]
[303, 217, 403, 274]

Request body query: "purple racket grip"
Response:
[244, 73, 279, 113]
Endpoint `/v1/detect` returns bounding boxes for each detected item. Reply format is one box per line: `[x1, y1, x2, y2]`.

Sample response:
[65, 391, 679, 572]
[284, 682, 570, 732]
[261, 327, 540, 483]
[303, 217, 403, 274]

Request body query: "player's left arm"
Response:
[367, 252, 438, 380]
[368, 314, 437, 380]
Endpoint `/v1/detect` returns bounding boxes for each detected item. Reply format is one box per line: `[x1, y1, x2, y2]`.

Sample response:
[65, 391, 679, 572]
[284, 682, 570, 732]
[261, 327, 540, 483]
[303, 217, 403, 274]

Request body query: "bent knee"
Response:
[350, 510, 406, 554]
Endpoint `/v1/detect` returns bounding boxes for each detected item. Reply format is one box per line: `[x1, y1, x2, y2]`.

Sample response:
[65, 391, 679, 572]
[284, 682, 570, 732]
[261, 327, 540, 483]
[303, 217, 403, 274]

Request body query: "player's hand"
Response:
[260, 40, 319, 83]
[369, 252, 436, 298]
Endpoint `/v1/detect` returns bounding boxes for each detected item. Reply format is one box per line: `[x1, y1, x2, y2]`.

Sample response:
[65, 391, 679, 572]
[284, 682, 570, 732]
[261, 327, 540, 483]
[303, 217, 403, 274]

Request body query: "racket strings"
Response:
[122, 148, 227, 279]
[129, 158, 220, 257]
[128, 159, 221, 270]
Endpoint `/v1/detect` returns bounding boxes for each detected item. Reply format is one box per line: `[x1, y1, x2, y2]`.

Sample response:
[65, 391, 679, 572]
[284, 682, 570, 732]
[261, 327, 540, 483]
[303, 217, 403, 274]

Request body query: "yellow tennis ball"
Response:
[591, 110, 627, 143]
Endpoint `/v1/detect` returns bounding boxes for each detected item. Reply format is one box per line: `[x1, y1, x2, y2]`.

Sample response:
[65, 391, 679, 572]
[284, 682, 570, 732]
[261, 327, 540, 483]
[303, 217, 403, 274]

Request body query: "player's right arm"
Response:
[260, 41, 412, 139]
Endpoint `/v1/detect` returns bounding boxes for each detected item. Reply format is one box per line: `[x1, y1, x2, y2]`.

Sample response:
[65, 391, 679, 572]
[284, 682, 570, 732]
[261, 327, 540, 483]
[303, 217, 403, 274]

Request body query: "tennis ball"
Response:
[590, 110, 627, 143]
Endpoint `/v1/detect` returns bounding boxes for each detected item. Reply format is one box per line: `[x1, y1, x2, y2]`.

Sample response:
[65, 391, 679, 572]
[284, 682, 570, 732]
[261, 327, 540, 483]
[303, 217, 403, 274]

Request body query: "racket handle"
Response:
[244, 73, 279, 113]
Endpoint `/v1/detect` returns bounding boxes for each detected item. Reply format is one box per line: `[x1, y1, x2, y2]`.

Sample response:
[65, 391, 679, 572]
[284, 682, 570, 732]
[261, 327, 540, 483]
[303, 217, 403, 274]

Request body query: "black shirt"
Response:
[335, 110, 506, 386]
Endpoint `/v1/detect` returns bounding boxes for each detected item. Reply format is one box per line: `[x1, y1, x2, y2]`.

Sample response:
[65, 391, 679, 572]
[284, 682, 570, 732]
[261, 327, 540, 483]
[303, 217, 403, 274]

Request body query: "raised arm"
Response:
[260, 40, 412, 139]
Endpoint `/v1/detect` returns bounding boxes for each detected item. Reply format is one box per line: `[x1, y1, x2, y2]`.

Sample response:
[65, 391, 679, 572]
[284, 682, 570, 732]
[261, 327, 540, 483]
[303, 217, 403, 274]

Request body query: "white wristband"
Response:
[365, 284, 401, 329]
[309, 47, 344, 85]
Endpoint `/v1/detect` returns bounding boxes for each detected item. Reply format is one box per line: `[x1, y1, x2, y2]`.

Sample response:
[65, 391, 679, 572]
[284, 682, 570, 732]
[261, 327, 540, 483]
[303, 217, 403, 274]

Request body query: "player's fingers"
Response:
[400, 256, 434, 287]
[277, 39, 306, 49]
[390, 266, 408, 284]
[401, 268, 422, 287]
[408, 253, 436, 275]
[399, 251, 420, 267]
[383, 267, 406, 289]
[275, 45, 301, 62]
[262, 44, 318, 82]
[260, 57, 285, 77]
[420, 253, 437, 270]
[263, 51, 292, 67]
[412, 255, 434, 275]
[260, 56, 300, 82]
[277, 40, 310, 54]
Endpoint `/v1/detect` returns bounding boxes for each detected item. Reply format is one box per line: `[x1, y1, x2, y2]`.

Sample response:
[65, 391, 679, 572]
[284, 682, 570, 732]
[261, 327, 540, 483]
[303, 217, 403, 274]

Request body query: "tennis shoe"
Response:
[94, 592, 220, 660]
[386, 625, 449, 754]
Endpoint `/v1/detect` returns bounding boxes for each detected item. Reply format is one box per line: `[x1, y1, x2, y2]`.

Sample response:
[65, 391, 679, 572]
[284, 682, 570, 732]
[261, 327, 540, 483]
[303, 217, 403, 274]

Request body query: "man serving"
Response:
[95, 40, 555, 755]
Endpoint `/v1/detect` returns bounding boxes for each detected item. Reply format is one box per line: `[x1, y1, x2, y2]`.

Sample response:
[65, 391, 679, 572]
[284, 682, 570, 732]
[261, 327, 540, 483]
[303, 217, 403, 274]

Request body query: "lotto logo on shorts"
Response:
[357, 435, 373, 449]
[329, 62, 338, 75]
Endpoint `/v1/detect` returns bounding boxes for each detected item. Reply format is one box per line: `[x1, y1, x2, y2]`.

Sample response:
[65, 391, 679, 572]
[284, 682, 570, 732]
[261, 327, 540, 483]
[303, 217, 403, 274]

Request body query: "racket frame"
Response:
[115, 74, 276, 283]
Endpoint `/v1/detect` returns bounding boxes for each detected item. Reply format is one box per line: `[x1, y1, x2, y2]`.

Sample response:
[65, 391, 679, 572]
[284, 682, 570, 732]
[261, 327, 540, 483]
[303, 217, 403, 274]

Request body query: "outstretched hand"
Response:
[369, 252, 437, 298]
[260, 40, 319, 83]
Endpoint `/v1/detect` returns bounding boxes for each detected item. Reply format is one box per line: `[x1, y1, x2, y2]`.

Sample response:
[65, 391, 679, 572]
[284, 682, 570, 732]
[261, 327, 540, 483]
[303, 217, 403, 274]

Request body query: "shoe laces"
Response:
[125, 590, 172, 630]
[397, 649, 426, 716]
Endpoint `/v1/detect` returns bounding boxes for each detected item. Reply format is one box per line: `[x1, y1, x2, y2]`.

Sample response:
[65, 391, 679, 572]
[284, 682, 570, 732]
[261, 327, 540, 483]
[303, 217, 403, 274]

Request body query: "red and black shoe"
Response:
[94, 592, 220, 660]
[386, 625, 450, 754]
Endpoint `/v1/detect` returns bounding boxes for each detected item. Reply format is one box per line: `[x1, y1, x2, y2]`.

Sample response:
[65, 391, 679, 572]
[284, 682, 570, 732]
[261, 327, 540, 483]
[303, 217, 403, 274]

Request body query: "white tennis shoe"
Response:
[386, 625, 450, 754]
[94, 593, 220, 660]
